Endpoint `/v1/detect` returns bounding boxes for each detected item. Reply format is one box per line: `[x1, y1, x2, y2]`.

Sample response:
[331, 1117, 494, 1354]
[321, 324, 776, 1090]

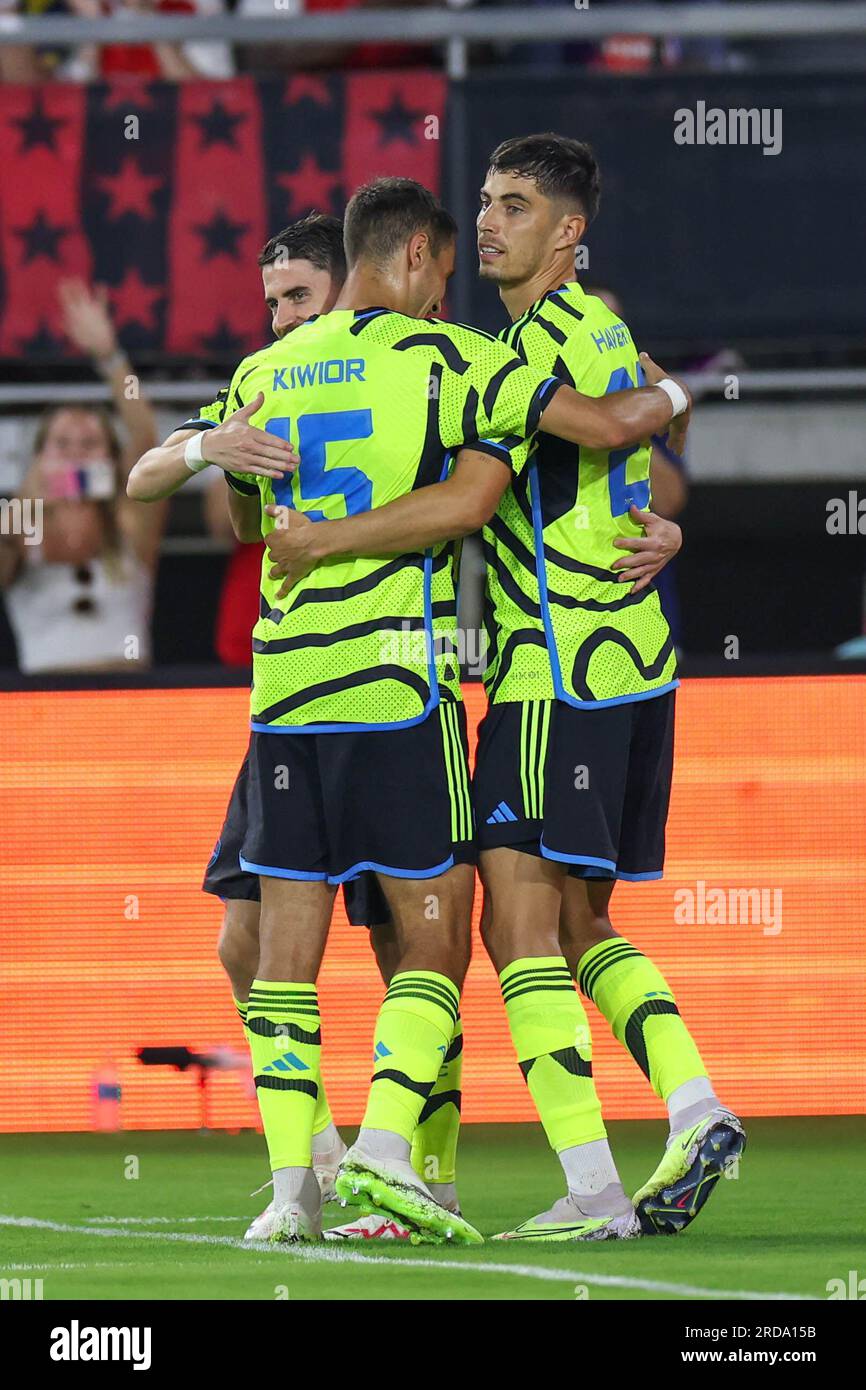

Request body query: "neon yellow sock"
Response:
[501, 956, 606, 1153]
[236, 992, 333, 1138]
[362, 972, 460, 1145]
[577, 937, 708, 1102]
[411, 1015, 462, 1184]
[233, 995, 248, 1037]
[246, 980, 321, 1171]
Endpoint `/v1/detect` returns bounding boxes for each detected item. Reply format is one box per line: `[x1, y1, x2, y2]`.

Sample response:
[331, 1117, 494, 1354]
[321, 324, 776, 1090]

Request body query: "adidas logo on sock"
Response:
[486, 800, 518, 825]
[262, 1052, 309, 1074]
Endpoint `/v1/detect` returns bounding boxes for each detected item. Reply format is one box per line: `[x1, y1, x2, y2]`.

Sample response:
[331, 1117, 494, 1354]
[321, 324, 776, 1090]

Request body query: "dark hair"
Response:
[343, 177, 458, 268]
[258, 212, 347, 283]
[487, 132, 601, 224]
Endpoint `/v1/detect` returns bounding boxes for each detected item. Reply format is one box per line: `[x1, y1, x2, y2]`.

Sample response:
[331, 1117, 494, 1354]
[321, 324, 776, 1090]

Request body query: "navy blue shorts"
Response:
[473, 693, 675, 881]
[202, 747, 392, 925]
[238, 702, 476, 886]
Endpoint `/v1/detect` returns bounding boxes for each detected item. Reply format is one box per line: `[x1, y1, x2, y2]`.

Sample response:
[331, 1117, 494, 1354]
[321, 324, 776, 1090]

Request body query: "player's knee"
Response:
[217, 909, 258, 996]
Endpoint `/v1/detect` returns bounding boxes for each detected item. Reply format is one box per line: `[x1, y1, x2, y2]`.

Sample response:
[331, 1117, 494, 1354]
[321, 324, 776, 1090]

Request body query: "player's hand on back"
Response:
[265, 505, 320, 598]
[639, 352, 692, 457]
[202, 392, 299, 480]
[612, 507, 682, 593]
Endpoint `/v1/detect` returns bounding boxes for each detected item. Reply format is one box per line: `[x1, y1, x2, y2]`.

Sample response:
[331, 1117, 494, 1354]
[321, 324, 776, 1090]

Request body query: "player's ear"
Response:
[556, 211, 586, 253]
[406, 230, 429, 272]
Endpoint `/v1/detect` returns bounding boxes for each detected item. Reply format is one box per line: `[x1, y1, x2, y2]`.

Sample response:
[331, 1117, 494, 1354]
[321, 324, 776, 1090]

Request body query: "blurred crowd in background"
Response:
[0, 4, 863, 674]
[3, 0, 865, 82]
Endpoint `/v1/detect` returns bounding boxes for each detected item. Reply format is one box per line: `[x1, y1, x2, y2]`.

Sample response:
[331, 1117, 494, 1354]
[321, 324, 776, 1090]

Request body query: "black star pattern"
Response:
[370, 93, 425, 147]
[14, 209, 71, 265]
[201, 319, 244, 357]
[19, 321, 67, 357]
[193, 99, 247, 149]
[194, 210, 249, 260]
[13, 93, 66, 153]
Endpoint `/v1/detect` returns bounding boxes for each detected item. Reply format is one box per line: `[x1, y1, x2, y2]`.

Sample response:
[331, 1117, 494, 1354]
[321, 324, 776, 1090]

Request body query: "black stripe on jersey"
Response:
[350, 308, 392, 334]
[286, 553, 427, 610]
[417, 361, 447, 489]
[487, 514, 641, 614]
[525, 378, 562, 434]
[448, 318, 500, 344]
[551, 354, 576, 387]
[482, 358, 524, 418]
[541, 537, 629, 584]
[530, 313, 568, 347]
[252, 614, 428, 656]
[487, 511, 537, 579]
[571, 628, 675, 701]
[487, 629, 548, 700]
[482, 536, 541, 619]
[547, 291, 585, 322]
[461, 384, 479, 444]
[253, 664, 431, 725]
[226, 473, 258, 497]
[503, 305, 534, 354]
[231, 362, 263, 411]
[258, 549, 451, 623]
[393, 333, 471, 374]
[474, 440, 520, 471]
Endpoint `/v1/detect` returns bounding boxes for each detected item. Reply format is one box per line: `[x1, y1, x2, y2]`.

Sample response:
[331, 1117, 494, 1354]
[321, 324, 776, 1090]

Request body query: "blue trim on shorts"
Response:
[239, 856, 328, 881]
[327, 855, 454, 885]
[616, 869, 663, 881]
[539, 841, 617, 874]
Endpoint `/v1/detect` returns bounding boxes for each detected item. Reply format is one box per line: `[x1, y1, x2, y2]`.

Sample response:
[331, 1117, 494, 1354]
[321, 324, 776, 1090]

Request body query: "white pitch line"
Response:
[0, 1215, 814, 1302]
[87, 1215, 246, 1225]
[4, 1262, 125, 1271]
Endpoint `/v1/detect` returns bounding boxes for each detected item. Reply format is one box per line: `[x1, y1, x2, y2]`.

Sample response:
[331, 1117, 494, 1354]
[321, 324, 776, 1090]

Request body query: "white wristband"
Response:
[184, 432, 210, 473]
[655, 378, 689, 418]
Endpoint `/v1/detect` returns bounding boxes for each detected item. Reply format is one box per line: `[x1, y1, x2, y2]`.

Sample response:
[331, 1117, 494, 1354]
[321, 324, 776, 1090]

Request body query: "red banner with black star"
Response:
[0, 73, 446, 366]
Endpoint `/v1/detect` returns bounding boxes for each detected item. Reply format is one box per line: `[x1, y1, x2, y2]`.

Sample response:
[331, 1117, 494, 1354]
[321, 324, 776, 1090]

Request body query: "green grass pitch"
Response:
[1, 1118, 862, 1302]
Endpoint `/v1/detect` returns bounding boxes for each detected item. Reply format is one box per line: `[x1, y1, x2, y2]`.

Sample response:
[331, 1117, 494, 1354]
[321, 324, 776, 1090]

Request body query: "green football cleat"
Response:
[633, 1107, 746, 1236]
[334, 1146, 483, 1246]
[494, 1197, 641, 1242]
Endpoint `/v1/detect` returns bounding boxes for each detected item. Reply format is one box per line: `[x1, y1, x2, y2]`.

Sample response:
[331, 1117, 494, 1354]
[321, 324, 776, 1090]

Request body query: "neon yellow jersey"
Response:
[483, 282, 678, 707]
[223, 307, 561, 731]
[178, 387, 230, 432]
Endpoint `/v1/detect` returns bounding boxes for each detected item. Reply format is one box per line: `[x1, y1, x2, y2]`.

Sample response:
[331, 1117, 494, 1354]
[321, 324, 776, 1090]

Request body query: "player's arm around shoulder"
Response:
[265, 448, 514, 600]
[539, 351, 692, 453]
[127, 385, 298, 505]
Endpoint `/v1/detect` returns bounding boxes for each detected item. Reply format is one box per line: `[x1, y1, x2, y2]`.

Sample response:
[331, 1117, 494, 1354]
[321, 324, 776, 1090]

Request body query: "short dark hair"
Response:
[258, 212, 347, 283]
[343, 177, 458, 268]
[487, 133, 601, 224]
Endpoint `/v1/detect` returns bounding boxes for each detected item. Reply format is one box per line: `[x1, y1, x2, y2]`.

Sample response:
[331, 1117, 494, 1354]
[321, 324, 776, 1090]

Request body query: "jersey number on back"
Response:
[267, 410, 374, 521]
[604, 363, 650, 516]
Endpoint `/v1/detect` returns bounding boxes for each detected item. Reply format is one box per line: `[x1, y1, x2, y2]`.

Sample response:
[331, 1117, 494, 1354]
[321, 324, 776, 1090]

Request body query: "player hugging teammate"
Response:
[131, 135, 744, 1245]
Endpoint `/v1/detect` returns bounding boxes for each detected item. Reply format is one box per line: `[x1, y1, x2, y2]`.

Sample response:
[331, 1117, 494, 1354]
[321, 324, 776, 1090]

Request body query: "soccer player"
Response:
[471, 134, 744, 1240]
[128, 217, 445, 1237]
[217, 176, 690, 1242]
[267, 142, 740, 1243]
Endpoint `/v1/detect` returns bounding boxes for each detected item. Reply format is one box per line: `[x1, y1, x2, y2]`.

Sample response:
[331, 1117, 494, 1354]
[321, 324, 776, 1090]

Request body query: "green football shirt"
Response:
[483, 282, 679, 707]
[222, 307, 562, 731]
[179, 387, 230, 433]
